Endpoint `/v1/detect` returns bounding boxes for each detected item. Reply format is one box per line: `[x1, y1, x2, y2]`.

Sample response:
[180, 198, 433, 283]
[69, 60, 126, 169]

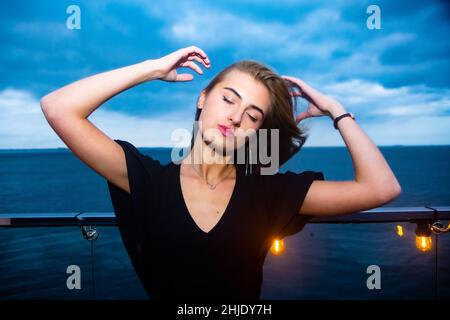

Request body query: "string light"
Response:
[396, 225, 404, 237]
[415, 221, 433, 252]
[270, 238, 285, 255]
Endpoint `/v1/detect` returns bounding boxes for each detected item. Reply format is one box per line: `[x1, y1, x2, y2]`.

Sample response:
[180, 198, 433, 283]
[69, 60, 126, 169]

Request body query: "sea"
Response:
[1, 145, 449, 300]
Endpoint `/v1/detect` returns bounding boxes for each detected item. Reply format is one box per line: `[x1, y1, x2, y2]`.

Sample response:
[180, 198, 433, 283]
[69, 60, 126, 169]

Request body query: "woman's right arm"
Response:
[40, 46, 210, 194]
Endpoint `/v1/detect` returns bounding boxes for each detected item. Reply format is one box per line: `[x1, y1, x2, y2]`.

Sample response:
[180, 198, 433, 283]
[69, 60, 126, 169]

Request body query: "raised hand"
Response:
[281, 75, 343, 123]
[154, 46, 211, 82]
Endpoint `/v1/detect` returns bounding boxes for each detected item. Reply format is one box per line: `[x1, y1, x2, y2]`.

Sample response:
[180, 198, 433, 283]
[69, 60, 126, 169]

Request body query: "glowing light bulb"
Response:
[270, 238, 285, 255]
[415, 235, 433, 252]
[415, 221, 433, 252]
[396, 225, 404, 237]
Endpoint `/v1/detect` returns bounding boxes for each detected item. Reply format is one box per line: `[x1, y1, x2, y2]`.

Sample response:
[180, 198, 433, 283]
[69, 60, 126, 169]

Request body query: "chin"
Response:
[202, 132, 237, 157]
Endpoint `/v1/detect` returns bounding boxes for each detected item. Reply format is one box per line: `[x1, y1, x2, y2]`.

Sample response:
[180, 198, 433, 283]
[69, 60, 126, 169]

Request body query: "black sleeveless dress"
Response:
[106, 139, 325, 300]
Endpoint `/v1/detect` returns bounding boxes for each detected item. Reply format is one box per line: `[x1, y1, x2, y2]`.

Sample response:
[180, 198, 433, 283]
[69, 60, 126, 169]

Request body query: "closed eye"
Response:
[223, 96, 258, 122]
[247, 113, 257, 122]
[222, 96, 233, 104]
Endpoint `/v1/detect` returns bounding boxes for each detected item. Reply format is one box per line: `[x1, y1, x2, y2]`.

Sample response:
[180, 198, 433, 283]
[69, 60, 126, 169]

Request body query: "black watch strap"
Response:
[333, 112, 355, 130]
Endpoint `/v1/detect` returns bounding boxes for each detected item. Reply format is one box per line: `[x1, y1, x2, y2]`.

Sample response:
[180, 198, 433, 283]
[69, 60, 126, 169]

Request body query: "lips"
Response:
[218, 125, 233, 137]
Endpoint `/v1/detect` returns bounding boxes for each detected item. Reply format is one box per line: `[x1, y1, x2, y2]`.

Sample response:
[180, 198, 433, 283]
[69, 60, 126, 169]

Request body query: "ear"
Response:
[197, 90, 206, 109]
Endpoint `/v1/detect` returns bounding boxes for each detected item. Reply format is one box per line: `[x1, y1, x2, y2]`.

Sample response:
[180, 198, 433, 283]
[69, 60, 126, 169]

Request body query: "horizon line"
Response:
[1, 143, 450, 151]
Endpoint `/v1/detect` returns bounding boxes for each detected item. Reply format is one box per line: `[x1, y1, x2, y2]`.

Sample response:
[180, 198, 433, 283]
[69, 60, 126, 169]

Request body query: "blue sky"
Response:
[0, 0, 449, 148]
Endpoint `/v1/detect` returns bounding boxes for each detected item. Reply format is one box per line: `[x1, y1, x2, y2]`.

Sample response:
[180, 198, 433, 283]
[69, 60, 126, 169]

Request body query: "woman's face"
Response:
[197, 70, 272, 156]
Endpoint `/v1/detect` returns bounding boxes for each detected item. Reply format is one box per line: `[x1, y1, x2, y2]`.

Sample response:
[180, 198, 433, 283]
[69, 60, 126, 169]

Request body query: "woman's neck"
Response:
[181, 138, 235, 181]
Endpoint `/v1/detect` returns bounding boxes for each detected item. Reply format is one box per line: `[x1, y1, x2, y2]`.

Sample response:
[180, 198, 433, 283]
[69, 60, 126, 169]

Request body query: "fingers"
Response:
[282, 75, 304, 97]
[295, 111, 309, 124]
[282, 75, 332, 122]
[282, 76, 304, 93]
[288, 87, 303, 97]
[187, 54, 210, 69]
[296, 81, 323, 102]
[282, 75, 324, 107]
[180, 60, 204, 75]
[183, 46, 211, 67]
[171, 46, 211, 82]
[284, 76, 324, 104]
[176, 73, 195, 82]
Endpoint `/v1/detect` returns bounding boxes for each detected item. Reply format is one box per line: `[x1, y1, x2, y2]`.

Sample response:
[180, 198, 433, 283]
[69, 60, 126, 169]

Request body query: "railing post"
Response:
[80, 225, 98, 300]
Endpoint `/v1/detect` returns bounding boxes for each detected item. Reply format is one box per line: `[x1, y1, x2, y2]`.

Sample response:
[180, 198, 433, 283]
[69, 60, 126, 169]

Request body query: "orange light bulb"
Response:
[270, 238, 285, 255]
[415, 235, 433, 252]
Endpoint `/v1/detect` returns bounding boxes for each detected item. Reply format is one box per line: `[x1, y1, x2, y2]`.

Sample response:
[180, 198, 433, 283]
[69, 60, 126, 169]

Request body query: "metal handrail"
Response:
[0, 206, 449, 227]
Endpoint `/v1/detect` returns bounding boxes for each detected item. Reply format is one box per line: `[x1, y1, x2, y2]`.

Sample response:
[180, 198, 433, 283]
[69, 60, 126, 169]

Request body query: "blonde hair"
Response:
[191, 60, 310, 174]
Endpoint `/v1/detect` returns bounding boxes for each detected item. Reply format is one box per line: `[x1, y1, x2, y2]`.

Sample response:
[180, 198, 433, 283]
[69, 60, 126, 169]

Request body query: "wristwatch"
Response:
[333, 112, 355, 130]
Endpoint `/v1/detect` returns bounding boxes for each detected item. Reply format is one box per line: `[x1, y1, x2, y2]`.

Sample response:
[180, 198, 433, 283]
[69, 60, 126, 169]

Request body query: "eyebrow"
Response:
[223, 87, 265, 117]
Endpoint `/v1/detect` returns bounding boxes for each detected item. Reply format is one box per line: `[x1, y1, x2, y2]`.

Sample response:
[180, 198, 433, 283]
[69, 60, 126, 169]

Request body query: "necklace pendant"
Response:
[208, 184, 216, 190]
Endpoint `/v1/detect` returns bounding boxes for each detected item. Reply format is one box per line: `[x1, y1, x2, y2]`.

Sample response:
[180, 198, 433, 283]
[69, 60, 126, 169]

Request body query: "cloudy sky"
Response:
[0, 0, 449, 149]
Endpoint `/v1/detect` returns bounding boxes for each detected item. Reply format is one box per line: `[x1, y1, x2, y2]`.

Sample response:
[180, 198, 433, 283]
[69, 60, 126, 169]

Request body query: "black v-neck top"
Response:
[106, 139, 325, 300]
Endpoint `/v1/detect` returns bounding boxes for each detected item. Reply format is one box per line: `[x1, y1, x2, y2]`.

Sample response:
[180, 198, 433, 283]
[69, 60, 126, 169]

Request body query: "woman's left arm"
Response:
[282, 76, 402, 216]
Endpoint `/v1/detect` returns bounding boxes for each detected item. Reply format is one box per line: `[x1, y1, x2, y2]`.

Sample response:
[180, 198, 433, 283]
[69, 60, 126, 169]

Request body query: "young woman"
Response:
[40, 46, 401, 300]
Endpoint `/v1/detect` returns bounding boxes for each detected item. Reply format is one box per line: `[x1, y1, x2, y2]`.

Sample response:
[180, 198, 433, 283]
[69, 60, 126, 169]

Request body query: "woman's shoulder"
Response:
[113, 139, 175, 177]
[253, 166, 324, 179]
[247, 167, 325, 193]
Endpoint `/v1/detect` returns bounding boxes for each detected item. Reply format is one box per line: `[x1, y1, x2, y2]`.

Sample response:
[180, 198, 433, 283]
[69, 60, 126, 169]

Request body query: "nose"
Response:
[227, 106, 245, 128]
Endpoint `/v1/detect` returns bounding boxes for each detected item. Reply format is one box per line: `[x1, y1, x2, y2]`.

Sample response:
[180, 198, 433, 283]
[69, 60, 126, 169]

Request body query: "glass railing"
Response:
[1, 206, 449, 300]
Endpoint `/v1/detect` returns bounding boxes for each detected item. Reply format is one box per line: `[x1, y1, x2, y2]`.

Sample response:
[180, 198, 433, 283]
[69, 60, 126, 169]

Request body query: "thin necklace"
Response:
[191, 164, 235, 190]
